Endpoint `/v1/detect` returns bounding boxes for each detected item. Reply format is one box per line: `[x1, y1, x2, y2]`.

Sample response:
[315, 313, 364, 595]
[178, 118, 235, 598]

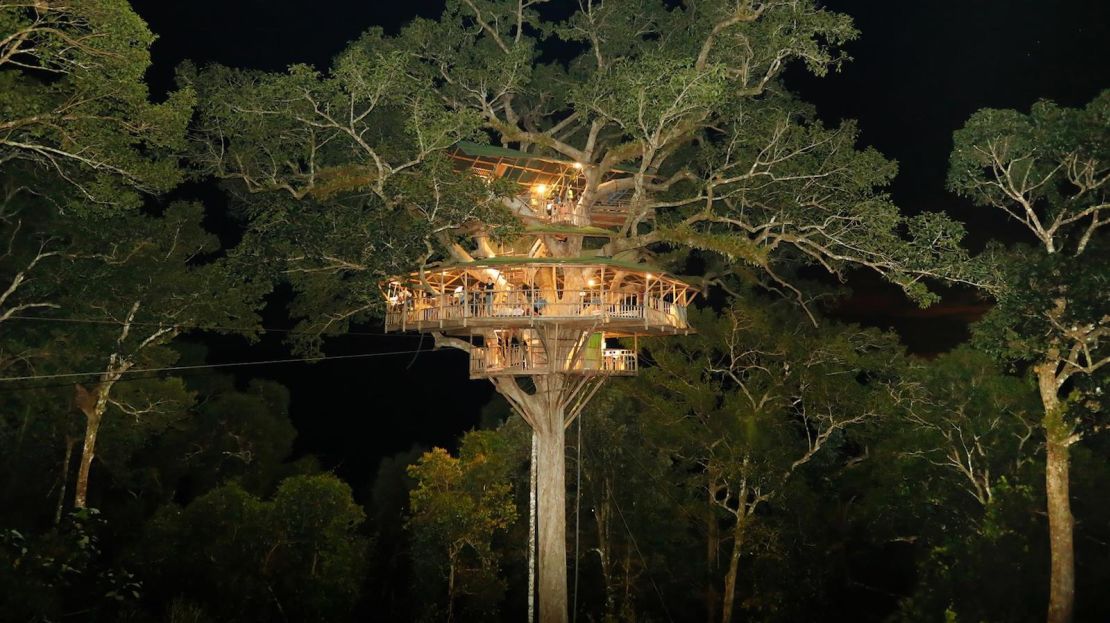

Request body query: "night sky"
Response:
[127, 0, 1109, 489]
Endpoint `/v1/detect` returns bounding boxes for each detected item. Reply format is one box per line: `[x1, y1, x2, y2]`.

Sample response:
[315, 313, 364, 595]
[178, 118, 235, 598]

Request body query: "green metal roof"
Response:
[523, 224, 614, 237]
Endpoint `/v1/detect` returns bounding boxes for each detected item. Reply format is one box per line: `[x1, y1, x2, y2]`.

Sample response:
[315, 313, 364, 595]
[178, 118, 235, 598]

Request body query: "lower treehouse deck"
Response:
[468, 344, 637, 379]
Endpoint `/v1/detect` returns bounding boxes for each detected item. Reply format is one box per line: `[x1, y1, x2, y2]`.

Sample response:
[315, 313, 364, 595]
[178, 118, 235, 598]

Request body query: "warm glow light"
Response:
[573, 162, 583, 169]
[532, 183, 548, 195]
[646, 273, 653, 279]
[587, 278, 596, 287]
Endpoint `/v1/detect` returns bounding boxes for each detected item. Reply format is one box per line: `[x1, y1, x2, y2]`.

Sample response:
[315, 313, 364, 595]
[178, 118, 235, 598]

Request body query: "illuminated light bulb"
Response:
[587, 278, 596, 287]
[645, 273, 653, 280]
[573, 162, 583, 170]
[533, 183, 548, 195]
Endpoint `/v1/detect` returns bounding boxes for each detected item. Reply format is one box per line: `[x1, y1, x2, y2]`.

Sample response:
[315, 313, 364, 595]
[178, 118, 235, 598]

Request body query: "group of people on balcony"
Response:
[390, 280, 687, 328]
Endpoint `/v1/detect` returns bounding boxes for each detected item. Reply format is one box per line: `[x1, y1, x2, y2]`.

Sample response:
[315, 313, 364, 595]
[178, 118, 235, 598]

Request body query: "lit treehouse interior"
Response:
[384, 142, 693, 385]
[382, 142, 694, 614]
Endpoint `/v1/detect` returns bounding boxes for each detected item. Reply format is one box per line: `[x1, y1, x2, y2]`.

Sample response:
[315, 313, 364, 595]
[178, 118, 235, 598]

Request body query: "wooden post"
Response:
[601, 266, 607, 323]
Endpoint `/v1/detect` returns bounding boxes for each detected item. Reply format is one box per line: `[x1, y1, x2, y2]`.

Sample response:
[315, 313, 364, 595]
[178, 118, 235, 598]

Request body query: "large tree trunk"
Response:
[73, 380, 115, 509]
[529, 432, 538, 623]
[1045, 437, 1073, 623]
[535, 405, 569, 623]
[491, 324, 598, 622]
[720, 515, 746, 623]
[1040, 364, 1074, 623]
[73, 410, 102, 509]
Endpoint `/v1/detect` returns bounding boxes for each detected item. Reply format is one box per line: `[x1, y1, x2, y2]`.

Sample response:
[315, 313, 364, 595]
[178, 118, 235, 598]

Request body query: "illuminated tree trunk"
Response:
[529, 432, 538, 622]
[534, 404, 568, 623]
[1039, 364, 1074, 623]
[74, 412, 101, 509]
[73, 382, 110, 509]
[495, 364, 601, 623]
[720, 514, 746, 623]
[73, 370, 124, 509]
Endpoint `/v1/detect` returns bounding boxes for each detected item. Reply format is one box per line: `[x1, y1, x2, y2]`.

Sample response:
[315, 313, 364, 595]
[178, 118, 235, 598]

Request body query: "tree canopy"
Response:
[0, 0, 194, 212]
[187, 0, 992, 347]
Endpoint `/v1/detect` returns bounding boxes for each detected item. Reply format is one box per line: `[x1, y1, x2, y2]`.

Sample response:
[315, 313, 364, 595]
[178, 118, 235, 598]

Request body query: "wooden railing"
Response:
[469, 346, 637, 377]
[532, 200, 592, 227]
[386, 289, 688, 331]
[601, 349, 637, 373]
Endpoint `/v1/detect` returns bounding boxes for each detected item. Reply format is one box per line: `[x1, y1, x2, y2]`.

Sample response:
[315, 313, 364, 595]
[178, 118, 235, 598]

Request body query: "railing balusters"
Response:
[384, 283, 688, 332]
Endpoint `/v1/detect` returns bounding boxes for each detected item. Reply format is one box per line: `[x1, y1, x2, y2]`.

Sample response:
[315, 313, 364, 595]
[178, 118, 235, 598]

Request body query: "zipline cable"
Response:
[0, 348, 452, 386]
[2, 314, 417, 338]
[612, 495, 674, 623]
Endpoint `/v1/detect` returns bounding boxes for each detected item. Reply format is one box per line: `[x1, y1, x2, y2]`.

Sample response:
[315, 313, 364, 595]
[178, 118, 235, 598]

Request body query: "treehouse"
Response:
[382, 142, 696, 623]
[384, 259, 692, 334]
[448, 141, 649, 230]
[385, 145, 695, 380]
[384, 258, 693, 379]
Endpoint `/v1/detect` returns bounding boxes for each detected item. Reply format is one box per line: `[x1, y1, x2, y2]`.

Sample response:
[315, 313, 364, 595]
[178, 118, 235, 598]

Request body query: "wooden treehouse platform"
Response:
[468, 344, 637, 379]
[382, 143, 695, 381]
[383, 260, 693, 337]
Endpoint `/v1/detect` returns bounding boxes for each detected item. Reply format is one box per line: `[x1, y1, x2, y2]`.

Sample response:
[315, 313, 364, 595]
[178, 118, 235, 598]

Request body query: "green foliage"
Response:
[607, 299, 908, 620]
[407, 431, 518, 621]
[952, 91, 1107, 437]
[0, 0, 194, 212]
[0, 508, 141, 621]
[186, 0, 987, 351]
[949, 91, 1108, 255]
[853, 349, 1048, 621]
[139, 474, 367, 622]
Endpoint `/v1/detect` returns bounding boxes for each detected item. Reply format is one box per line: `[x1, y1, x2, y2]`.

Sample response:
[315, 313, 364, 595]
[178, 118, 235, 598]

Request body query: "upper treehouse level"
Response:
[383, 258, 693, 337]
[449, 141, 647, 232]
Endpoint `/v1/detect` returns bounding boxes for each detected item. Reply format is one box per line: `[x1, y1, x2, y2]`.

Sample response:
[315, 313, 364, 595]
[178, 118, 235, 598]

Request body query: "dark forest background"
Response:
[1, 1, 1107, 622]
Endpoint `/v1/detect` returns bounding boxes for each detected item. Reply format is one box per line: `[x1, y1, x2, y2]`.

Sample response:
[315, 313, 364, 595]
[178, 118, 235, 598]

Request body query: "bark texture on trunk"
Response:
[492, 327, 602, 623]
[73, 385, 109, 510]
[535, 406, 568, 623]
[73, 411, 102, 509]
[719, 516, 746, 623]
[1038, 364, 1074, 623]
[529, 432, 538, 623]
[1045, 436, 1073, 623]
